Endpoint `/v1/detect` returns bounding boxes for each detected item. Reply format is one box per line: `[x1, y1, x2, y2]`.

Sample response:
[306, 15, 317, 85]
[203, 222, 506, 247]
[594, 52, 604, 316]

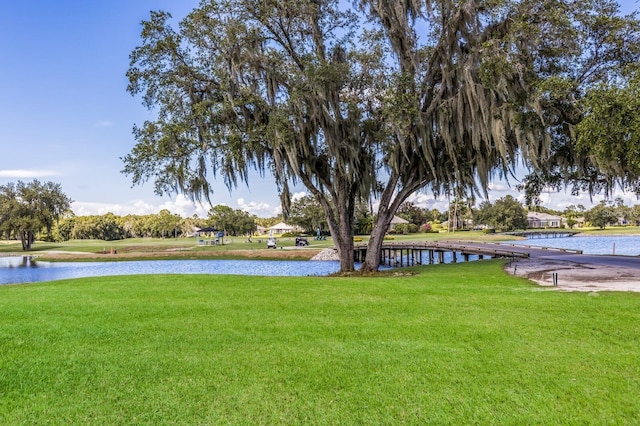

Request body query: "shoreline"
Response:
[505, 256, 640, 293]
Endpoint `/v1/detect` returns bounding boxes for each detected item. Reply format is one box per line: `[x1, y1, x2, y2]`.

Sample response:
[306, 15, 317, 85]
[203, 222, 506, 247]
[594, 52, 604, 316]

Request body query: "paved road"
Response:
[536, 253, 640, 270]
[453, 241, 640, 270]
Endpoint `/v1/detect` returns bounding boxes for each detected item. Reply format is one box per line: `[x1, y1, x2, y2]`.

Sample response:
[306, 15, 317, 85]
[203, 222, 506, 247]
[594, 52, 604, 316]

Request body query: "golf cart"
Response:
[295, 237, 309, 246]
[267, 237, 277, 249]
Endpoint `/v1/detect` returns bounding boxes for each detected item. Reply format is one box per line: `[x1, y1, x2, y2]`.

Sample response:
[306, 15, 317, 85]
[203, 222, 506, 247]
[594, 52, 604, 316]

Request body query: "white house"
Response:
[527, 212, 562, 228]
[268, 222, 299, 234]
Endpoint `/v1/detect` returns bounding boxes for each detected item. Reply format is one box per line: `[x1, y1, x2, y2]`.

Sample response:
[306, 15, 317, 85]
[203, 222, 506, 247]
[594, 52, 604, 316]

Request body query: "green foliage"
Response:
[474, 196, 527, 231]
[397, 202, 430, 227]
[208, 205, 256, 236]
[585, 201, 619, 229]
[55, 211, 195, 241]
[286, 195, 328, 233]
[419, 223, 438, 233]
[123, 0, 640, 272]
[576, 71, 640, 183]
[390, 223, 419, 235]
[1, 264, 639, 423]
[0, 180, 72, 250]
[520, 5, 640, 202]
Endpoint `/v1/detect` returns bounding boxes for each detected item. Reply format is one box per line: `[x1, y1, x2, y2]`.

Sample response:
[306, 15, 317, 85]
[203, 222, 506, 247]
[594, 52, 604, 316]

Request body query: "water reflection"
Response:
[1, 256, 40, 269]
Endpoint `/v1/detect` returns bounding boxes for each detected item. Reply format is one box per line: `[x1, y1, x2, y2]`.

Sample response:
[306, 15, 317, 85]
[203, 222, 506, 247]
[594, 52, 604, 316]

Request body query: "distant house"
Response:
[527, 212, 562, 228]
[388, 215, 409, 231]
[390, 215, 409, 225]
[268, 222, 299, 234]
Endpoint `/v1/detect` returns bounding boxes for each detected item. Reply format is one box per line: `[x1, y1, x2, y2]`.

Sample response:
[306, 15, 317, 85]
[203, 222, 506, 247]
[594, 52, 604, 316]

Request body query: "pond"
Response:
[512, 235, 640, 256]
[2, 235, 637, 285]
[0, 258, 347, 286]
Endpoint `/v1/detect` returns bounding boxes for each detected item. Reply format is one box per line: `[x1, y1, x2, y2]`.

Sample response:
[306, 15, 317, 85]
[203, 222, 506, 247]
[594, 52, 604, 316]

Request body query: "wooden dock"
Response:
[354, 241, 531, 267]
[502, 230, 580, 239]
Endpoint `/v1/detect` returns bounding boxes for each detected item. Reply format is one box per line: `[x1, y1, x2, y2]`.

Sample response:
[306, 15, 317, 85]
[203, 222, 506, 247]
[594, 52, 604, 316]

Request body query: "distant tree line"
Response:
[55, 206, 262, 242]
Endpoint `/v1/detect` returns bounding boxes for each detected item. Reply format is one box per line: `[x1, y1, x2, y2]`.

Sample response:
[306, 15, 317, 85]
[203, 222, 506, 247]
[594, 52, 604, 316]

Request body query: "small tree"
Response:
[586, 201, 618, 229]
[287, 195, 328, 234]
[208, 205, 256, 236]
[396, 202, 430, 228]
[473, 196, 527, 232]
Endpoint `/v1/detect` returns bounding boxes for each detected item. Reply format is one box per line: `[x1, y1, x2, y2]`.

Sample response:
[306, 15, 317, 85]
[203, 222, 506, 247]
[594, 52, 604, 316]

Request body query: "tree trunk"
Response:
[359, 169, 424, 273]
[327, 202, 355, 273]
[360, 206, 395, 272]
[336, 225, 355, 272]
[20, 230, 33, 251]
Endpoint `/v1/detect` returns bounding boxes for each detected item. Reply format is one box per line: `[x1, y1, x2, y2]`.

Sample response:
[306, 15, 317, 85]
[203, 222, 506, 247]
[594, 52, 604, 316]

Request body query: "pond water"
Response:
[512, 235, 640, 256]
[2, 235, 637, 285]
[0, 258, 346, 286]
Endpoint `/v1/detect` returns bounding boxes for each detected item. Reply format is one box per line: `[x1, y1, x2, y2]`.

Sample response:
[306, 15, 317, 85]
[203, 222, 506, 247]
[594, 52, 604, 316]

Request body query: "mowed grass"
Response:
[1, 261, 639, 424]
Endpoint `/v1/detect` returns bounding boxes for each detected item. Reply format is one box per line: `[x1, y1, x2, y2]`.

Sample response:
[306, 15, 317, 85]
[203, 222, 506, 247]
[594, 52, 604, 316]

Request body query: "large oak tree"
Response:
[124, 0, 640, 272]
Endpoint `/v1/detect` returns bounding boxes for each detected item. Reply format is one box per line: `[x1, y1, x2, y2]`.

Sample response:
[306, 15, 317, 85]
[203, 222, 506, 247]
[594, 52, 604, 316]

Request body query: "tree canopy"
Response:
[0, 180, 72, 250]
[124, 0, 640, 272]
[207, 205, 256, 236]
[286, 195, 328, 234]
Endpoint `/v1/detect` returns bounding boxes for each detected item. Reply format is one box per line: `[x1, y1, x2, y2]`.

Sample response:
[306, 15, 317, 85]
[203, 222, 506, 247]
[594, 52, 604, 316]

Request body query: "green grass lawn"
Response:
[1, 261, 639, 424]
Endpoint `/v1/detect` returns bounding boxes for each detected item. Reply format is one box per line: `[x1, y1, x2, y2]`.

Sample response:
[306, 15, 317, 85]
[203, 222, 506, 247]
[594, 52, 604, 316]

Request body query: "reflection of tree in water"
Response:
[1, 256, 40, 269]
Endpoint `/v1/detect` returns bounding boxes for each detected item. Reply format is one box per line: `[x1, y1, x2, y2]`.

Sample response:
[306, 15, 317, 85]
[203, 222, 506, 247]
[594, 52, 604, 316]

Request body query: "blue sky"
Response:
[1, 1, 638, 218]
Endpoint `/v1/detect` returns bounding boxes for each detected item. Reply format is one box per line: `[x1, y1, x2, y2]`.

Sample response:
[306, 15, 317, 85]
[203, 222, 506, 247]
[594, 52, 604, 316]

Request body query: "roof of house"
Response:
[269, 222, 295, 230]
[527, 212, 562, 220]
[390, 215, 409, 224]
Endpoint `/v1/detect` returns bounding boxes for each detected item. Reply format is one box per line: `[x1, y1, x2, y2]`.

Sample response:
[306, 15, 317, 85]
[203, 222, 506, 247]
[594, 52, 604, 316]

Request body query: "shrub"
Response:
[420, 223, 439, 233]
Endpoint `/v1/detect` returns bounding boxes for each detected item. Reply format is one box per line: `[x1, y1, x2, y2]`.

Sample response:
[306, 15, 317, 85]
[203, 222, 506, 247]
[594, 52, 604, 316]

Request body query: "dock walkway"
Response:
[355, 240, 583, 267]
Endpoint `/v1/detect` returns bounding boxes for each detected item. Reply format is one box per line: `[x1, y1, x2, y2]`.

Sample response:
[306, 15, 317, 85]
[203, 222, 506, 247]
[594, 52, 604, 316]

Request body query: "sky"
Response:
[1, 1, 639, 219]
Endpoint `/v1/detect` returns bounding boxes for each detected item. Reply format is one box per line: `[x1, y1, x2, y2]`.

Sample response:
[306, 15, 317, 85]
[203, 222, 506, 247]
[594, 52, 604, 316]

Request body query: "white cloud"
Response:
[237, 198, 281, 217]
[0, 169, 61, 178]
[72, 194, 209, 217]
[292, 191, 308, 201]
[94, 120, 114, 128]
[487, 182, 513, 192]
[71, 194, 281, 218]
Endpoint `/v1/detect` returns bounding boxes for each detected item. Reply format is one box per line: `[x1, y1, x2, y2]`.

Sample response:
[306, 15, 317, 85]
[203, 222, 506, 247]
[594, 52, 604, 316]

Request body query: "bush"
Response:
[483, 228, 496, 234]
[429, 221, 443, 231]
[390, 223, 419, 234]
[420, 223, 439, 233]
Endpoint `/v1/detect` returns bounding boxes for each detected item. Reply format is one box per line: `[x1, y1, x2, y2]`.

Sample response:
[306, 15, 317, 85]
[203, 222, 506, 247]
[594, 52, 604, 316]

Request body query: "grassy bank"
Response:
[1, 261, 639, 424]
